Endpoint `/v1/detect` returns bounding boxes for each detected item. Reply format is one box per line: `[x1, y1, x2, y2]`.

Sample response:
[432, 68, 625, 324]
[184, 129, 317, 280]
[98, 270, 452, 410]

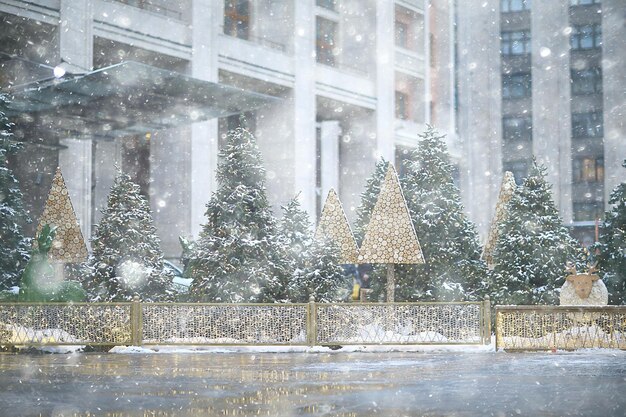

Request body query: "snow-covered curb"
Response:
[109, 343, 496, 354]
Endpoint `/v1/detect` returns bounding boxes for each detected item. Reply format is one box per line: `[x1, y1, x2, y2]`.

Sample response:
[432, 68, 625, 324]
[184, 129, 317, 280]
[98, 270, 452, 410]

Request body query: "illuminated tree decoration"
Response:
[315, 189, 359, 264]
[482, 171, 516, 269]
[35, 167, 88, 263]
[358, 163, 424, 301]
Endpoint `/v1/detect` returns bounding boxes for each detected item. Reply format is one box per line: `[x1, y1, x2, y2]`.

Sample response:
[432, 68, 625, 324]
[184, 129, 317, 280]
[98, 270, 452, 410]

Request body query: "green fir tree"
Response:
[291, 235, 347, 303]
[187, 127, 289, 302]
[400, 126, 487, 301]
[0, 93, 30, 291]
[595, 160, 626, 305]
[491, 160, 585, 305]
[85, 172, 173, 301]
[274, 196, 311, 300]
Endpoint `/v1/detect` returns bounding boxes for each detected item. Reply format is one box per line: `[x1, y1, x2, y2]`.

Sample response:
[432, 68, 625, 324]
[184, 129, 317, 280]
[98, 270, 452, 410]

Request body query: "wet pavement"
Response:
[0, 351, 625, 416]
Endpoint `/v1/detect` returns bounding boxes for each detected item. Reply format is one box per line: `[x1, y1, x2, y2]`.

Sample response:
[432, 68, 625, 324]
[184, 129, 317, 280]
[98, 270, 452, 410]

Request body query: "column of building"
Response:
[190, 0, 221, 237]
[602, 0, 626, 204]
[57, 0, 94, 246]
[531, 1, 573, 222]
[293, 0, 317, 217]
[456, 0, 503, 237]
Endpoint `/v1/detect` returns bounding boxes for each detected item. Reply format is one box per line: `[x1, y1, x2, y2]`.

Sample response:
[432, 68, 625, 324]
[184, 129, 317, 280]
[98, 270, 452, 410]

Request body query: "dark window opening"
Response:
[395, 91, 409, 120]
[573, 202, 604, 221]
[571, 68, 602, 95]
[501, 31, 531, 55]
[501, 0, 531, 13]
[502, 73, 532, 98]
[573, 156, 604, 183]
[316, 17, 337, 66]
[224, 0, 250, 40]
[570, 24, 602, 50]
[503, 116, 533, 141]
[572, 112, 603, 138]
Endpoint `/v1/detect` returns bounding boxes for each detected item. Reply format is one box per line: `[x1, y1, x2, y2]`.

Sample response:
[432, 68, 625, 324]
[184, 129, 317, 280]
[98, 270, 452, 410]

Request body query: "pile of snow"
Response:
[110, 343, 494, 354]
[1, 323, 85, 352]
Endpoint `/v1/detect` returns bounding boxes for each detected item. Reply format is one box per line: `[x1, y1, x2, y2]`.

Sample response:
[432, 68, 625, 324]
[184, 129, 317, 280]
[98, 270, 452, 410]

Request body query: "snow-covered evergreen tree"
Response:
[0, 93, 30, 291]
[291, 235, 347, 303]
[187, 127, 289, 302]
[85, 172, 173, 302]
[400, 126, 487, 301]
[274, 196, 311, 299]
[491, 160, 585, 305]
[595, 160, 626, 304]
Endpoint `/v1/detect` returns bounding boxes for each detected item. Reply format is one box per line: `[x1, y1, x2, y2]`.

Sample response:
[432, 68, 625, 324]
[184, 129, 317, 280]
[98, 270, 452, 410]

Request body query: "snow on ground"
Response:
[110, 343, 495, 354]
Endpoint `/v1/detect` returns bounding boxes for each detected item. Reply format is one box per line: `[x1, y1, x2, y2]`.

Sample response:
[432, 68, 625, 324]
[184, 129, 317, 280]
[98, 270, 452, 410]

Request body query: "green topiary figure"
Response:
[85, 172, 173, 302]
[400, 126, 488, 301]
[0, 93, 30, 291]
[491, 159, 585, 305]
[18, 224, 86, 302]
[595, 160, 626, 304]
[187, 127, 290, 302]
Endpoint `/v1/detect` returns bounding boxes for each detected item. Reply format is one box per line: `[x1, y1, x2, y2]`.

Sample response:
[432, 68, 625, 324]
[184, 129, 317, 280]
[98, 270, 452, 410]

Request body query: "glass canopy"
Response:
[5, 61, 278, 139]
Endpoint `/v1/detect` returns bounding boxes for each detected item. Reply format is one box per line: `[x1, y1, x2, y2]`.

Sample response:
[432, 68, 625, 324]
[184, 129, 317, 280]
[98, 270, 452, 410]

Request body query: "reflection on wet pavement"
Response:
[0, 351, 625, 416]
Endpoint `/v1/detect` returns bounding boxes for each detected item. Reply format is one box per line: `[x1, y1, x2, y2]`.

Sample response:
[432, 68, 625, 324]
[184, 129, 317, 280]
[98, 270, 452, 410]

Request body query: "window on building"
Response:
[572, 112, 603, 138]
[395, 91, 409, 120]
[503, 116, 532, 141]
[224, 0, 250, 40]
[570, 0, 601, 6]
[571, 68, 602, 95]
[316, 17, 337, 66]
[395, 21, 409, 48]
[501, 0, 531, 13]
[502, 160, 528, 185]
[570, 24, 602, 50]
[573, 156, 604, 183]
[501, 31, 531, 55]
[573, 202, 604, 221]
[502, 73, 532, 98]
[316, 0, 337, 11]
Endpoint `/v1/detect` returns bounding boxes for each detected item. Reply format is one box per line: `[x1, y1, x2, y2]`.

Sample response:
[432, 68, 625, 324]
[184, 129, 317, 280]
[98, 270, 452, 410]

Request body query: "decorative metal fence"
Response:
[314, 302, 488, 345]
[141, 303, 309, 345]
[0, 303, 133, 346]
[496, 306, 626, 351]
[0, 300, 490, 347]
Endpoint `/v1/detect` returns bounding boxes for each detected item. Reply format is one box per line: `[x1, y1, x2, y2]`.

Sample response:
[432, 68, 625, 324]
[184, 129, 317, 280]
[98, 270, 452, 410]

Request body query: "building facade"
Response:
[1, 0, 454, 261]
[457, 0, 625, 245]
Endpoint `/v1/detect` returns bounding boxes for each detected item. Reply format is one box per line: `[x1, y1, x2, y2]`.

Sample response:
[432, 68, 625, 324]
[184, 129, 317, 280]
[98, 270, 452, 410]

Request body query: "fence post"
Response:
[131, 296, 142, 346]
[483, 296, 491, 345]
[307, 295, 316, 347]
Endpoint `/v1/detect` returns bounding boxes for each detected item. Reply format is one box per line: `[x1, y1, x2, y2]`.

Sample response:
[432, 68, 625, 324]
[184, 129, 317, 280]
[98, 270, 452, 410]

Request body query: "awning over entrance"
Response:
[6, 61, 278, 139]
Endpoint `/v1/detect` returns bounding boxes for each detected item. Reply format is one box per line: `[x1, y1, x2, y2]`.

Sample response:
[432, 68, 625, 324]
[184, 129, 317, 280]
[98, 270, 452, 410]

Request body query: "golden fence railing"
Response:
[0, 299, 491, 347]
[315, 302, 486, 345]
[0, 302, 133, 346]
[495, 305, 626, 351]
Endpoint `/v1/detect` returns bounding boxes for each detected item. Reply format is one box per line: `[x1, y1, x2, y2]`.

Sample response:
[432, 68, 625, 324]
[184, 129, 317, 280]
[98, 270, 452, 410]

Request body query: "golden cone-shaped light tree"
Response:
[482, 171, 516, 269]
[35, 167, 88, 264]
[358, 163, 424, 301]
[315, 188, 359, 264]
